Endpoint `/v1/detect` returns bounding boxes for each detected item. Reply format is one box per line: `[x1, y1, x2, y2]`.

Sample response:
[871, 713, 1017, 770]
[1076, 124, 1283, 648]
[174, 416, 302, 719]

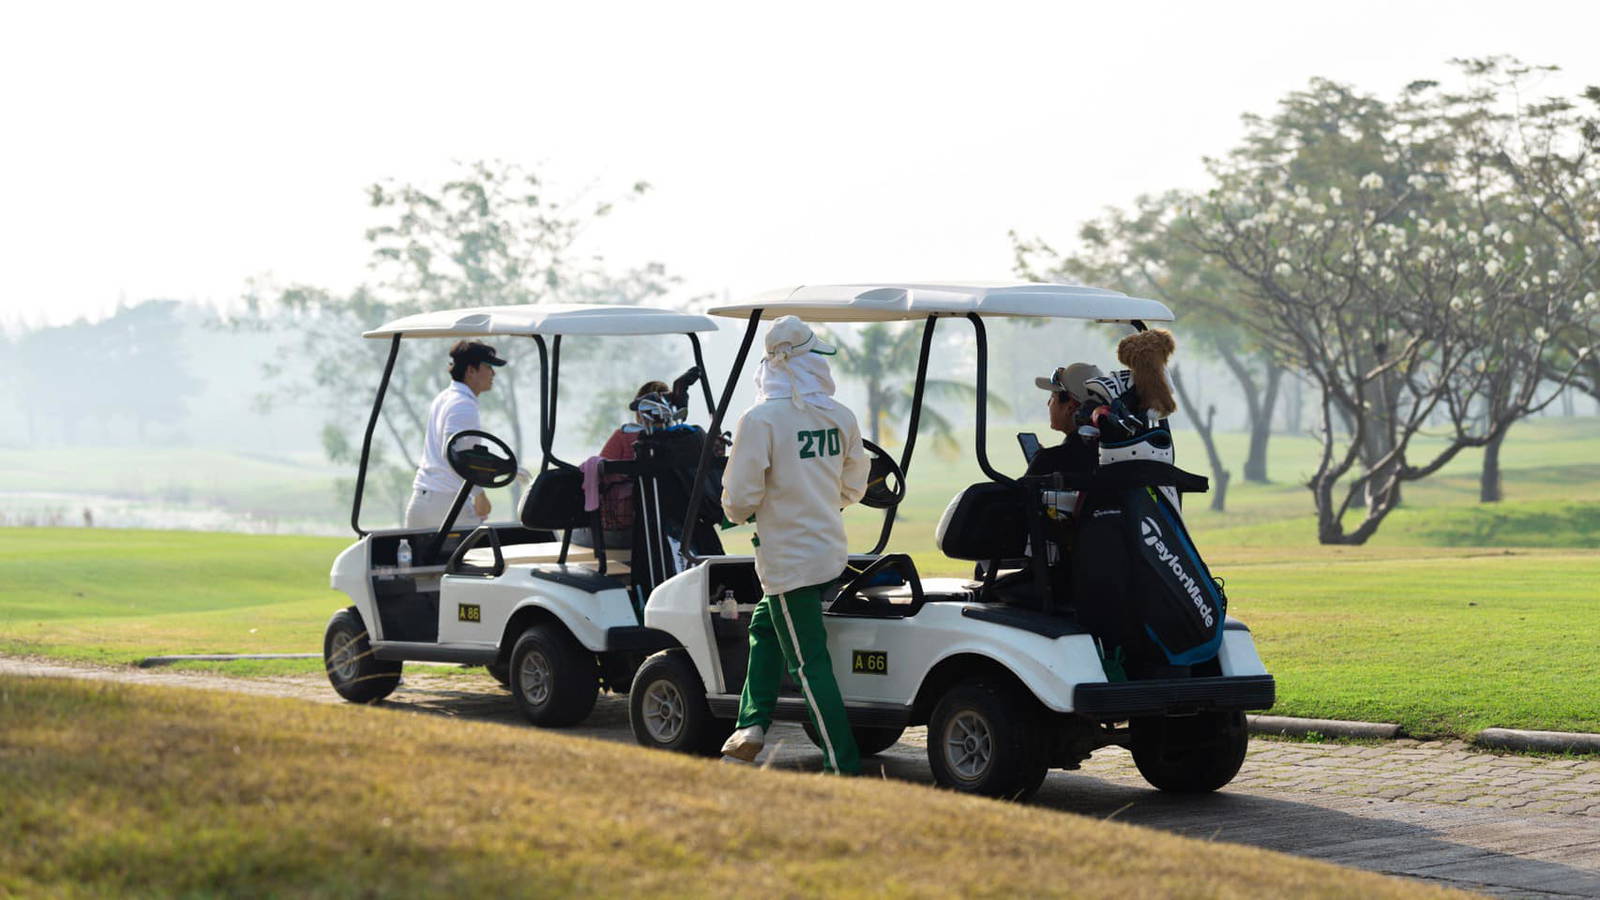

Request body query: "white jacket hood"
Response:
[753, 351, 838, 409]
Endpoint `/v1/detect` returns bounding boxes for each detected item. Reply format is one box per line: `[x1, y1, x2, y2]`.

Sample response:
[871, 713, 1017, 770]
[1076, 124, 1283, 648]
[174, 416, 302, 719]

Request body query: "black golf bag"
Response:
[626, 424, 726, 595]
[1072, 372, 1226, 672]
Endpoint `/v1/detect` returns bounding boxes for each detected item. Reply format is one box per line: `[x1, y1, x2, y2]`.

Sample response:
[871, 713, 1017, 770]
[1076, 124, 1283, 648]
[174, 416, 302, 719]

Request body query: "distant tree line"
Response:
[0, 300, 199, 446]
[1016, 58, 1600, 543]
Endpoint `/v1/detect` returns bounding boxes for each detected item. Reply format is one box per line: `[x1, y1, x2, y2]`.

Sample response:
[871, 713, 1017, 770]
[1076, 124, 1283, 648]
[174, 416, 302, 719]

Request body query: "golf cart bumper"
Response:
[1073, 675, 1276, 718]
[605, 626, 680, 653]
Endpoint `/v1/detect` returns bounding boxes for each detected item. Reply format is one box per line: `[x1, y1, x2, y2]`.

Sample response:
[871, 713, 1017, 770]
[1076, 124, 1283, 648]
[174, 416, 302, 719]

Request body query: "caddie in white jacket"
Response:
[719, 315, 870, 774]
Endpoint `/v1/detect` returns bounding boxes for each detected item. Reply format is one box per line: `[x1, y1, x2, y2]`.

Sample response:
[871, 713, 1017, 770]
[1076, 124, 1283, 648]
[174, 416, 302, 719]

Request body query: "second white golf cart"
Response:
[322, 303, 729, 727]
[627, 283, 1276, 800]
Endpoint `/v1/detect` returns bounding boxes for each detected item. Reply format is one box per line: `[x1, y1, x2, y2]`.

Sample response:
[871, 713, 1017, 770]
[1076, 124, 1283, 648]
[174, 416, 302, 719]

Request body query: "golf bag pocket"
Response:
[1124, 487, 1225, 665]
[1071, 492, 1146, 653]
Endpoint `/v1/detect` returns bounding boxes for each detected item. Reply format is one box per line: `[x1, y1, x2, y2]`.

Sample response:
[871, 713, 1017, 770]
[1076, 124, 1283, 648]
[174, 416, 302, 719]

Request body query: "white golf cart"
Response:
[627, 283, 1276, 799]
[323, 303, 731, 727]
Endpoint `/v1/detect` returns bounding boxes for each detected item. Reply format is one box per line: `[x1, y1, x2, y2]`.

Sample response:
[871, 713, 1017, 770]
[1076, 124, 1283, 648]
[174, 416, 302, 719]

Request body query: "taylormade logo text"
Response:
[1140, 516, 1216, 628]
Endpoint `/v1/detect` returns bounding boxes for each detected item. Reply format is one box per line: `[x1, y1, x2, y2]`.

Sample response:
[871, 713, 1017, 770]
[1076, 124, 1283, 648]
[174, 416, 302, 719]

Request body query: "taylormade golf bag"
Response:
[1073, 371, 1226, 670]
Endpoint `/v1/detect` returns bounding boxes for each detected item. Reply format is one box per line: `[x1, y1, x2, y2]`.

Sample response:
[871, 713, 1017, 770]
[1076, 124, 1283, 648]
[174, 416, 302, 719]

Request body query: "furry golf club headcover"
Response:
[1116, 329, 1177, 418]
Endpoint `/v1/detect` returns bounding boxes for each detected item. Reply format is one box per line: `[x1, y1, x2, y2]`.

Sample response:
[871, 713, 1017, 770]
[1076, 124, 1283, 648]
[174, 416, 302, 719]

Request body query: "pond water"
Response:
[0, 491, 347, 536]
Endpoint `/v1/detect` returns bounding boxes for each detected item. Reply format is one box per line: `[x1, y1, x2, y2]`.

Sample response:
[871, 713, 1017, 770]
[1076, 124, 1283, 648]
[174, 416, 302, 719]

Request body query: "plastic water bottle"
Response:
[396, 539, 413, 570]
[719, 589, 738, 620]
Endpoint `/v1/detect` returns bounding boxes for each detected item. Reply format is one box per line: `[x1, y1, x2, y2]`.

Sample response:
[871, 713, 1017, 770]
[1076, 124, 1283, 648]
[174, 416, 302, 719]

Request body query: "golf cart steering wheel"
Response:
[860, 439, 905, 510]
[445, 430, 519, 489]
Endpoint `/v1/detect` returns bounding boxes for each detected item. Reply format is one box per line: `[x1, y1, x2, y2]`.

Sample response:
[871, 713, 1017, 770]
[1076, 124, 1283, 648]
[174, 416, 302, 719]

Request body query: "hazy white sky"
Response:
[2, 0, 1595, 327]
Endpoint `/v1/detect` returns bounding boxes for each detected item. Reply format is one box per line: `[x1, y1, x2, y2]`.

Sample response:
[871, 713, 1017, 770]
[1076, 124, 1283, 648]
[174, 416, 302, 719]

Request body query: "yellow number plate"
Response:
[851, 649, 887, 675]
[458, 603, 481, 623]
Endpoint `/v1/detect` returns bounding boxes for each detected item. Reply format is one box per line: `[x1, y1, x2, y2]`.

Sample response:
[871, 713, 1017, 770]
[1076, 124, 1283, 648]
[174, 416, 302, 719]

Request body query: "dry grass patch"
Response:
[0, 675, 1459, 898]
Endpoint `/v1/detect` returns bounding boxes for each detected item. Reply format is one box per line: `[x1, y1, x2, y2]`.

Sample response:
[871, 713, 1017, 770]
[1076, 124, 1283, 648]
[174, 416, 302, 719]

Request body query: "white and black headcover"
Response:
[1084, 370, 1135, 408]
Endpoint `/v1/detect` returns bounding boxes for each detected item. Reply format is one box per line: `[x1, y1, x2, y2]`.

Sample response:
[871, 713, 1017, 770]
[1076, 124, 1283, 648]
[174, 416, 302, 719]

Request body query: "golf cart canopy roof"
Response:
[364, 303, 719, 339]
[707, 282, 1174, 324]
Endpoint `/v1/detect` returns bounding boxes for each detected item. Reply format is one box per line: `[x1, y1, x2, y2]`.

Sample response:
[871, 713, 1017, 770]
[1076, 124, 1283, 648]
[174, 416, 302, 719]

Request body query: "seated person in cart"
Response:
[586, 379, 670, 549]
[1026, 361, 1103, 480]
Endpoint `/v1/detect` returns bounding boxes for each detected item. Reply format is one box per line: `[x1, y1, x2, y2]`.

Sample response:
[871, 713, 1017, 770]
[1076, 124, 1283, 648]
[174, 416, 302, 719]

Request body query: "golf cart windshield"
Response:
[680, 282, 1173, 564]
[352, 303, 719, 536]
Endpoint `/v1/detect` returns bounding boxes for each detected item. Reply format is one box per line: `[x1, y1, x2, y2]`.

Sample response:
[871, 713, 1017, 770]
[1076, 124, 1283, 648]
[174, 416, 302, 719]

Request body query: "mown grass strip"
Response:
[0, 675, 1457, 898]
[6, 528, 1600, 737]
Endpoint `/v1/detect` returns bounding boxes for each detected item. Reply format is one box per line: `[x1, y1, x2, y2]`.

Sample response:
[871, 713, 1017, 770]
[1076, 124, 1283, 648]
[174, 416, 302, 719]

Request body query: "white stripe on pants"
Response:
[778, 591, 839, 773]
[404, 488, 485, 532]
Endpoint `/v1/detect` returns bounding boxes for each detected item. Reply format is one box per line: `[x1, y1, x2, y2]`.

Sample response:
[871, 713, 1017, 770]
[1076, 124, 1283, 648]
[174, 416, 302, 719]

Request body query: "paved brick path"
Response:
[5, 658, 1599, 896]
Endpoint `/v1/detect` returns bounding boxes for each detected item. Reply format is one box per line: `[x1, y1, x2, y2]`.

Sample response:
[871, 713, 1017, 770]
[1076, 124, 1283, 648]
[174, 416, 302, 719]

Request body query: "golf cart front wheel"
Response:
[802, 722, 905, 757]
[323, 607, 401, 703]
[1131, 710, 1249, 793]
[927, 681, 1049, 801]
[508, 624, 599, 727]
[628, 650, 731, 756]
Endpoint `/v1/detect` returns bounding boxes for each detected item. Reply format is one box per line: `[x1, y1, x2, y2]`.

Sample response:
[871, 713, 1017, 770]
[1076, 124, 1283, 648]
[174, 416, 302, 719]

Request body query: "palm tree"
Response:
[826, 322, 1006, 455]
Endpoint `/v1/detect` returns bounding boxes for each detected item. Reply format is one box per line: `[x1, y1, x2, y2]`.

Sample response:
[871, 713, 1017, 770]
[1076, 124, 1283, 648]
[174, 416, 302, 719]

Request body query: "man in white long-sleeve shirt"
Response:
[719, 316, 870, 774]
[404, 340, 506, 531]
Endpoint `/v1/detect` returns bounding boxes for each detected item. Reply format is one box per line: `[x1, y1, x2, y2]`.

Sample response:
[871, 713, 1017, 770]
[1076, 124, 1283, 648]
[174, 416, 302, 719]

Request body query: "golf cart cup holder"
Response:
[830, 553, 925, 617]
[859, 438, 905, 510]
[446, 525, 505, 577]
[446, 430, 519, 488]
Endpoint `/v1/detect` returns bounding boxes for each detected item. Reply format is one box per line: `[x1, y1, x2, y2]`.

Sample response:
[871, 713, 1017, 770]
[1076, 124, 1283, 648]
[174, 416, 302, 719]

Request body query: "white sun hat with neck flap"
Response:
[764, 315, 836, 360]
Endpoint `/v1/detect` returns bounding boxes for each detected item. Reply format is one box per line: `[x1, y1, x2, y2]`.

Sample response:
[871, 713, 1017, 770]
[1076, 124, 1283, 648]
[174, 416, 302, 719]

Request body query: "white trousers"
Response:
[404, 487, 485, 532]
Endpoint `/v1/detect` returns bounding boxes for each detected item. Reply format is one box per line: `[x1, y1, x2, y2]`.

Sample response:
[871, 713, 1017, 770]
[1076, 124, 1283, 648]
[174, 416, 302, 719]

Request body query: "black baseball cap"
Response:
[449, 340, 507, 367]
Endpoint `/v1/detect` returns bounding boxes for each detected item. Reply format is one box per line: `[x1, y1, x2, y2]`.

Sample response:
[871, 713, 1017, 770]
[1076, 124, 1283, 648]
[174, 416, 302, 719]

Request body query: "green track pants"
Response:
[735, 583, 860, 775]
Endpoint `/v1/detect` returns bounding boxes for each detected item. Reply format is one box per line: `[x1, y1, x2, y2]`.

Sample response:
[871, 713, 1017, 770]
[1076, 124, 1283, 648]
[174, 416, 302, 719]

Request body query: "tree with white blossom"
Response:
[1021, 60, 1598, 543]
[1176, 60, 1598, 542]
[1014, 192, 1288, 512]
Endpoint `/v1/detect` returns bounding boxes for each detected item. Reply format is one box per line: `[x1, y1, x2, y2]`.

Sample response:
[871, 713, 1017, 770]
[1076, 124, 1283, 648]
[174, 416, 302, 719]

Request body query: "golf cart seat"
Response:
[502, 466, 626, 576]
[935, 482, 1028, 562]
[461, 541, 632, 575]
[826, 555, 970, 619]
[848, 578, 975, 612]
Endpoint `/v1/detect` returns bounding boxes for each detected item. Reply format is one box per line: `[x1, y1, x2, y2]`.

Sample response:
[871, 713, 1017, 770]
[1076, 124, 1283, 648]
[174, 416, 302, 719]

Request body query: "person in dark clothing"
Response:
[1026, 362, 1103, 480]
[985, 362, 1105, 613]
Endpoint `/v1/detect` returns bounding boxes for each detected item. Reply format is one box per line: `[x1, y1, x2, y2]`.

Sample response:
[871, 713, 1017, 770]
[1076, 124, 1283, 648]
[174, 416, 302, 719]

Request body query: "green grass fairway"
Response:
[3, 528, 1598, 739]
[1219, 546, 1600, 737]
[0, 676, 1455, 898]
[0, 528, 346, 670]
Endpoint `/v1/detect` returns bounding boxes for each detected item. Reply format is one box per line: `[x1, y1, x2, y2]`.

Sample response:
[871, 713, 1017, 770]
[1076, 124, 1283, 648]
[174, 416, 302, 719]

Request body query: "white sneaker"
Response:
[720, 725, 766, 762]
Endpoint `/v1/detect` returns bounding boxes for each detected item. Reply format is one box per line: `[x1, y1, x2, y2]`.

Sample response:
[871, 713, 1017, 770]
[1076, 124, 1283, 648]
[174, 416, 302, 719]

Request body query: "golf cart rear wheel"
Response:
[927, 681, 1049, 801]
[486, 660, 511, 688]
[1131, 710, 1249, 793]
[323, 607, 401, 704]
[629, 650, 731, 756]
[509, 624, 599, 727]
[802, 722, 905, 757]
